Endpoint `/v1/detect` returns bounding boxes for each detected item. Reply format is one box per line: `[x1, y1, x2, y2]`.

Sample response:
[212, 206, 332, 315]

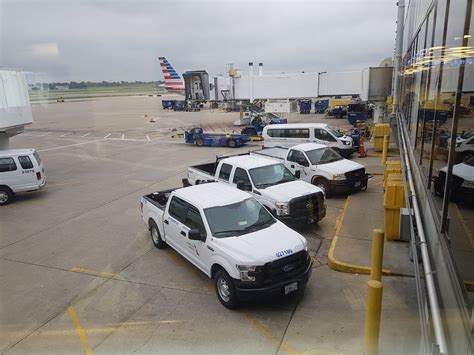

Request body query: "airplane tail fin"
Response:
[158, 57, 185, 92]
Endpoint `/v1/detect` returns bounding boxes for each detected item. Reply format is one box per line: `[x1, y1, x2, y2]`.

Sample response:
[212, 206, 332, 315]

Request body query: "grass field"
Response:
[29, 83, 167, 102]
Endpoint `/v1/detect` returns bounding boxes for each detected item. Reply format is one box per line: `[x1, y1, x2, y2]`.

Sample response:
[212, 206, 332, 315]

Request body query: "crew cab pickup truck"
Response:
[141, 183, 312, 308]
[184, 154, 326, 226]
[251, 143, 369, 196]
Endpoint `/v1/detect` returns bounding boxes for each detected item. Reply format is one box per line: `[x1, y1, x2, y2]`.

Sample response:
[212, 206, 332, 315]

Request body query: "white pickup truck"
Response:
[184, 154, 326, 226]
[251, 143, 369, 196]
[141, 183, 312, 309]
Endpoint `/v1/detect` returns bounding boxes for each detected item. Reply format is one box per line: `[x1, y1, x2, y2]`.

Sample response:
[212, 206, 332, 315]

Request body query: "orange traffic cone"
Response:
[359, 135, 366, 158]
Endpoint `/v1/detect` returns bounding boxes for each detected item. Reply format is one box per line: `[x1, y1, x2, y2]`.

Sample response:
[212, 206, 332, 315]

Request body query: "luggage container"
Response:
[315, 99, 329, 113]
[298, 99, 312, 114]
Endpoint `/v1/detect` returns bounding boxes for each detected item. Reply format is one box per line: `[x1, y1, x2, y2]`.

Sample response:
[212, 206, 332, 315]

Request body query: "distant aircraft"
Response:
[158, 57, 185, 94]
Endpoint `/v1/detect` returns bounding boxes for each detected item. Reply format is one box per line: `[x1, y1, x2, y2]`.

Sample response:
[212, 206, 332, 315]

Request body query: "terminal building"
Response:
[394, 0, 473, 353]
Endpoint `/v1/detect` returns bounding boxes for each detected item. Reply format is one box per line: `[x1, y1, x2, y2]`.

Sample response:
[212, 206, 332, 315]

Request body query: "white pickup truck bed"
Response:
[251, 147, 288, 160]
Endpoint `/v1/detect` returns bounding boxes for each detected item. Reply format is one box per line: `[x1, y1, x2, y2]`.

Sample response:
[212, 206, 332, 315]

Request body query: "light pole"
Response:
[317, 71, 327, 97]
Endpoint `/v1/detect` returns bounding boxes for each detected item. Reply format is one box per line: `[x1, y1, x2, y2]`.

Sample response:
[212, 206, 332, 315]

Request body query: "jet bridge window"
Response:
[218, 163, 232, 181]
[0, 157, 17, 172]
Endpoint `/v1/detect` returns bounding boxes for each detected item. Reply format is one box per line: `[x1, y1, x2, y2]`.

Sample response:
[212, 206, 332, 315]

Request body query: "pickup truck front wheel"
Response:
[313, 177, 331, 197]
[149, 220, 166, 249]
[214, 269, 238, 309]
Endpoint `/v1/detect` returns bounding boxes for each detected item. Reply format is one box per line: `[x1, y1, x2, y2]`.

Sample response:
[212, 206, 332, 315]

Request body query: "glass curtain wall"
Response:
[400, 0, 473, 352]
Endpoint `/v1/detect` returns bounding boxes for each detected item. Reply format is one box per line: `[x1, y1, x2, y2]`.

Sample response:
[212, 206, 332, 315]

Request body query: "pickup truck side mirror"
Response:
[294, 170, 301, 179]
[188, 229, 205, 242]
[237, 181, 251, 191]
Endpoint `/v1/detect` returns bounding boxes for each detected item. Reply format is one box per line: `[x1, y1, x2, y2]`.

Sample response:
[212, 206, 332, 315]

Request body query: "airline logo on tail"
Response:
[158, 57, 185, 93]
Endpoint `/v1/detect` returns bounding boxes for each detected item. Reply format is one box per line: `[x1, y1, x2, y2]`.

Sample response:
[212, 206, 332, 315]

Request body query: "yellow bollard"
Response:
[370, 229, 385, 282]
[364, 280, 383, 355]
[381, 135, 389, 166]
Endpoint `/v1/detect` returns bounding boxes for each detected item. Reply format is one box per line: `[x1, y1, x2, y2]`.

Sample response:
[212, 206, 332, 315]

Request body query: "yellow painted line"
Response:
[67, 306, 93, 355]
[244, 312, 298, 355]
[327, 196, 392, 276]
[454, 204, 474, 248]
[70, 267, 116, 279]
[366, 153, 398, 158]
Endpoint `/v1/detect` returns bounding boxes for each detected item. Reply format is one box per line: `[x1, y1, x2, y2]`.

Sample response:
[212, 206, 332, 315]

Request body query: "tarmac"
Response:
[1, 95, 422, 354]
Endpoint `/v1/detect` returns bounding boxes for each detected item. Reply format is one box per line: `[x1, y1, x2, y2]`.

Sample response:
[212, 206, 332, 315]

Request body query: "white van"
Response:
[262, 123, 354, 157]
[0, 149, 46, 205]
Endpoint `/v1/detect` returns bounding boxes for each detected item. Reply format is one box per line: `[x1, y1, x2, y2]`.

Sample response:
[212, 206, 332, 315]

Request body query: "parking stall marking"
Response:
[81, 132, 91, 137]
[67, 306, 93, 355]
[60, 132, 71, 137]
[121, 134, 125, 140]
[104, 133, 111, 139]
[244, 312, 298, 355]
[70, 267, 116, 279]
[146, 135, 150, 141]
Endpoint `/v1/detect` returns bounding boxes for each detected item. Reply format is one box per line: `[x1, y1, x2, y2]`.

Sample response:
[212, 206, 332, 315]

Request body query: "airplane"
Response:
[158, 57, 185, 94]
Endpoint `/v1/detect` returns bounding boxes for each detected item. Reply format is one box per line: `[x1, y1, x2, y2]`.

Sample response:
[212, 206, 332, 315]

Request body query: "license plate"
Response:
[284, 282, 298, 295]
[355, 181, 361, 187]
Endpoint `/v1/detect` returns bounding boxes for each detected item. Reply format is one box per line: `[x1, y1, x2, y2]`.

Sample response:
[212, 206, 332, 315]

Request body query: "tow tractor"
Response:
[184, 127, 250, 148]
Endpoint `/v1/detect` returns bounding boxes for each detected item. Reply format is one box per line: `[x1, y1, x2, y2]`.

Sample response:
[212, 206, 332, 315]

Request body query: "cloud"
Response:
[0, 0, 397, 82]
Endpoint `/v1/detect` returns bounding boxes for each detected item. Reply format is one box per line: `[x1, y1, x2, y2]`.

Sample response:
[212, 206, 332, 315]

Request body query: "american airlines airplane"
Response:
[158, 57, 185, 94]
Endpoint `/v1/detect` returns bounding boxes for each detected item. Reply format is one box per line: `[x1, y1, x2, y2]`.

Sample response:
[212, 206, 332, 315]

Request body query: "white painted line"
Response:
[146, 135, 150, 141]
[60, 132, 70, 137]
[81, 132, 91, 137]
[104, 133, 111, 139]
[41, 132, 51, 136]
[38, 139, 104, 152]
[121, 134, 125, 140]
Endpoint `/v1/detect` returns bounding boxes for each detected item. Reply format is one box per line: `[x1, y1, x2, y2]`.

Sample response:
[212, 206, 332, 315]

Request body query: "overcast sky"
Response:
[1, 0, 397, 82]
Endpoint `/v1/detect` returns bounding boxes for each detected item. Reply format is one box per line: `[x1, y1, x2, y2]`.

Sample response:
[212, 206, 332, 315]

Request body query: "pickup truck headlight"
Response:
[275, 202, 290, 216]
[461, 180, 474, 189]
[332, 174, 346, 181]
[237, 265, 258, 282]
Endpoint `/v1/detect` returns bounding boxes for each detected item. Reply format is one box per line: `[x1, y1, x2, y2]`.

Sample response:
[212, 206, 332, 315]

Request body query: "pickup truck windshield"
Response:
[326, 126, 344, 138]
[249, 164, 296, 188]
[306, 148, 343, 165]
[204, 198, 275, 238]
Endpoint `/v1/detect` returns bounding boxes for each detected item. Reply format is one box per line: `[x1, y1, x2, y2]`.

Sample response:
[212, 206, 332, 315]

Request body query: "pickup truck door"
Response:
[181, 204, 212, 273]
[164, 196, 191, 256]
[231, 167, 255, 195]
[286, 149, 311, 183]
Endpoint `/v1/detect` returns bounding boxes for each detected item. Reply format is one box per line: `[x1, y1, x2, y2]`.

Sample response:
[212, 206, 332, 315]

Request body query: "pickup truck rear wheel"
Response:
[149, 220, 166, 249]
[214, 270, 238, 309]
[0, 186, 13, 206]
[196, 138, 204, 147]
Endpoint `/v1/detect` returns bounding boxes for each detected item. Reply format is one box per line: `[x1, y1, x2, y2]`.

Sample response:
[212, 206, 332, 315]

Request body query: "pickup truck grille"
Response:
[289, 192, 324, 220]
[261, 250, 310, 285]
[345, 168, 366, 181]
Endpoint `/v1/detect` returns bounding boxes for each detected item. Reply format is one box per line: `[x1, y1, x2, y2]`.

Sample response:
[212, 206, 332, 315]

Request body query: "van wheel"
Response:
[149, 220, 166, 249]
[0, 187, 13, 206]
[227, 139, 236, 148]
[214, 269, 238, 309]
[313, 178, 331, 197]
[196, 138, 204, 147]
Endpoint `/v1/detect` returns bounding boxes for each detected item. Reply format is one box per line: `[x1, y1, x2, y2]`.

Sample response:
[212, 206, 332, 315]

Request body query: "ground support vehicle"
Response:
[251, 143, 368, 196]
[0, 149, 46, 205]
[347, 103, 368, 125]
[184, 128, 250, 148]
[141, 183, 312, 308]
[262, 123, 355, 157]
[162, 100, 177, 110]
[185, 154, 326, 226]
